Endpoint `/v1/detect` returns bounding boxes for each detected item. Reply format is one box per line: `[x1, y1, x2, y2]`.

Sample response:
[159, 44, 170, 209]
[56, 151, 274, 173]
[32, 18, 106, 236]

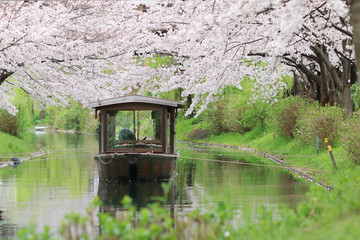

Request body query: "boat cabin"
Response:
[91, 95, 184, 155]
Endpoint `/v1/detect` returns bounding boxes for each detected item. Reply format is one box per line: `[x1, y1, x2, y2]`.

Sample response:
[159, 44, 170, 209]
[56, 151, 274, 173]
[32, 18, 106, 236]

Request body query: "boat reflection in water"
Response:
[97, 180, 176, 221]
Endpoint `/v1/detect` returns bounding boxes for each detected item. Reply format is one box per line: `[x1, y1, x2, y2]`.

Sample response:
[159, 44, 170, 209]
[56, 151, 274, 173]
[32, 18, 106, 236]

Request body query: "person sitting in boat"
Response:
[118, 128, 135, 140]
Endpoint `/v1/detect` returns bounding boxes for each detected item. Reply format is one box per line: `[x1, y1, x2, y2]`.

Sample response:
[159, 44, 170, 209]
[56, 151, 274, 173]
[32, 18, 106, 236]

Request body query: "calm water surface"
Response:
[0, 133, 309, 239]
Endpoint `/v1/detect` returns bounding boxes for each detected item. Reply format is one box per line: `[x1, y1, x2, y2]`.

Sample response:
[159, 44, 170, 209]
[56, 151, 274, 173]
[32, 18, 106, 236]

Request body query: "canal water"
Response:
[0, 133, 309, 239]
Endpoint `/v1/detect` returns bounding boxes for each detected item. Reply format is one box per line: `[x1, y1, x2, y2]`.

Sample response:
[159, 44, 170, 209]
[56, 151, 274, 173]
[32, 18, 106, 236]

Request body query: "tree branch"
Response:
[0, 69, 14, 86]
[301, 53, 318, 62]
[283, 57, 319, 83]
[5, 80, 29, 94]
[331, 23, 353, 37]
[334, 47, 355, 64]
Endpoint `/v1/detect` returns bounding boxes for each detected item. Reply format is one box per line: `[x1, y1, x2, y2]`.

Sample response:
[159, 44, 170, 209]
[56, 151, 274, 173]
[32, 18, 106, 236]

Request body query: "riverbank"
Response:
[176, 118, 360, 239]
[0, 131, 39, 169]
[0, 131, 37, 157]
[177, 118, 359, 187]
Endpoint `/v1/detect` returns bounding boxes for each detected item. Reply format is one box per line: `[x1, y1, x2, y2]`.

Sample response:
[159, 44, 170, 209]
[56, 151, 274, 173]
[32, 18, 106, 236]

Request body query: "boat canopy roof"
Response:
[90, 95, 184, 109]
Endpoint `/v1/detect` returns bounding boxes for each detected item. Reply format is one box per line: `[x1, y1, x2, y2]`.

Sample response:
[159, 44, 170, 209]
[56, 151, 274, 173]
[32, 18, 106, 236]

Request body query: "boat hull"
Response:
[94, 153, 177, 181]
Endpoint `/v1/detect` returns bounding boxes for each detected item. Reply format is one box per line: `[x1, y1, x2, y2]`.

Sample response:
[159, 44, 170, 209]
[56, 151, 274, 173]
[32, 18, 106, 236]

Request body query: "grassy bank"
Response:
[175, 117, 360, 239]
[177, 117, 360, 186]
[0, 131, 36, 157]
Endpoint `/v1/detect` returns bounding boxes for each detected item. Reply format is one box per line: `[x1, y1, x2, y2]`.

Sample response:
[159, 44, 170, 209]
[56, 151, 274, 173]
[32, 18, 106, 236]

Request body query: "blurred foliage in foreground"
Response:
[15, 175, 360, 240]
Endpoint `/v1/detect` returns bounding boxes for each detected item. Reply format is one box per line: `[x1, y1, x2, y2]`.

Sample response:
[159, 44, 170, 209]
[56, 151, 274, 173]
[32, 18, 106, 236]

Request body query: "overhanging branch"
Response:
[0, 69, 14, 86]
[331, 23, 353, 37]
[283, 57, 319, 83]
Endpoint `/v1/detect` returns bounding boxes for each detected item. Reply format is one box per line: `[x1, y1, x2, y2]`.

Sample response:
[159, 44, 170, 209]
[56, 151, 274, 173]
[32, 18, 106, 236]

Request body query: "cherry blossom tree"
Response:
[0, 0, 358, 116]
[147, 0, 357, 115]
[0, 1, 164, 114]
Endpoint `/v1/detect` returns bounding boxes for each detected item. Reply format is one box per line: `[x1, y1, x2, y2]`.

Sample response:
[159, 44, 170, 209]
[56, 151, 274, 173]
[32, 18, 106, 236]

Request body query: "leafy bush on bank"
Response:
[205, 97, 231, 134]
[267, 97, 309, 138]
[183, 95, 359, 168]
[294, 102, 345, 147]
[0, 88, 37, 137]
[342, 112, 360, 164]
[0, 106, 30, 137]
[0, 109, 21, 136]
[205, 94, 268, 135]
[189, 95, 350, 148]
[266, 96, 346, 147]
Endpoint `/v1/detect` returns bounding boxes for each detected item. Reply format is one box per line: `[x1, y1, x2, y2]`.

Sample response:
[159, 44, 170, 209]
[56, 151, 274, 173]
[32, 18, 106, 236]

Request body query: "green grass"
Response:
[176, 117, 205, 140]
[0, 131, 36, 157]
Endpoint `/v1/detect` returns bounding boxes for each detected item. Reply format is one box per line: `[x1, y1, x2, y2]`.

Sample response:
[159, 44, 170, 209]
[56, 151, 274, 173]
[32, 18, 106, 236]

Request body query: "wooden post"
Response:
[328, 145, 338, 171]
[325, 138, 337, 171]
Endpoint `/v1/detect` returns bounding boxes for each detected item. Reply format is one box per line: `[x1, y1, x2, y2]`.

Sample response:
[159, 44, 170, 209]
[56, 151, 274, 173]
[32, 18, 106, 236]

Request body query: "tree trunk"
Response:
[339, 55, 354, 116]
[341, 83, 353, 116]
[0, 69, 13, 85]
[297, 68, 317, 101]
[350, 0, 360, 83]
[39, 110, 46, 120]
[291, 72, 305, 97]
[306, 81, 317, 101]
[186, 94, 195, 118]
[316, 55, 333, 106]
[311, 44, 354, 114]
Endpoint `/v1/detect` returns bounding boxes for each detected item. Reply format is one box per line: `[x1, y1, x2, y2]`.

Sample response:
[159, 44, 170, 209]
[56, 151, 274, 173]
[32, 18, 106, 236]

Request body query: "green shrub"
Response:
[342, 112, 360, 165]
[0, 108, 28, 137]
[351, 84, 360, 110]
[222, 99, 248, 134]
[240, 102, 268, 130]
[205, 95, 268, 135]
[0, 109, 19, 136]
[205, 97, 231, 134]
[294, 103, 345, 147]
[54, 102, 84, 131]
[267, 97, 309, 138]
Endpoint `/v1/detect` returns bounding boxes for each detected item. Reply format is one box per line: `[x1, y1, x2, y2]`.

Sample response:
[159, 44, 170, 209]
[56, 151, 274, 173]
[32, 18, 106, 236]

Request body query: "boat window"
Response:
[106, 110, 163, 152]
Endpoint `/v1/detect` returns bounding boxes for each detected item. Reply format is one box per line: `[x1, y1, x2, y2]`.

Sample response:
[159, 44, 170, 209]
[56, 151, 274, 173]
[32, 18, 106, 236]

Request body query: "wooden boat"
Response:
[90, 95, 184, 181]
